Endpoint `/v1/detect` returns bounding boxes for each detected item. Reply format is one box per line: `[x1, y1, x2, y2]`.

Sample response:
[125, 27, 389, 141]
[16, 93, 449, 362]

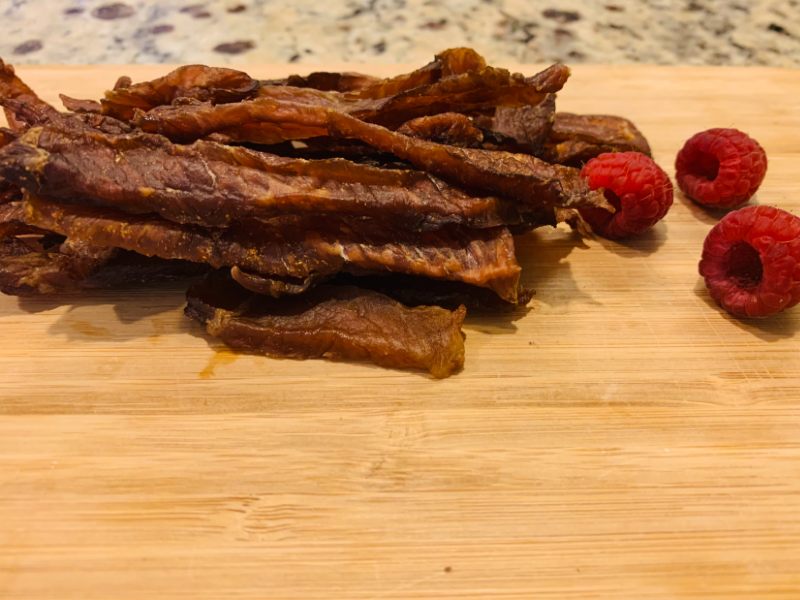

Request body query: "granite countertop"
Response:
[1, 0, 798, 66]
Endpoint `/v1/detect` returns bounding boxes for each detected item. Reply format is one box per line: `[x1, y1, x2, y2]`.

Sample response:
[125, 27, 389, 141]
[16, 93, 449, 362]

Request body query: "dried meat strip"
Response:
[542, 113, 652, 166]
[131, 62, 570, 143]
[22, 195, 524, 302]
[101, 65, 260, 121]
[397, 113, 484, 147]
[185, 271, 466, 378]
[326, 111, 610, 219]
[0, 120, 514, 230]
[265, 71, 380, 93]
[0, 60, 60, 130]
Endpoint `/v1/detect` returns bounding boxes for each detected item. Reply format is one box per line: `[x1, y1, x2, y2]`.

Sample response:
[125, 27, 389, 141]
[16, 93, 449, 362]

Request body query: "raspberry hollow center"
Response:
[724, 241, 763, 288]
[689, 151, 720, 181]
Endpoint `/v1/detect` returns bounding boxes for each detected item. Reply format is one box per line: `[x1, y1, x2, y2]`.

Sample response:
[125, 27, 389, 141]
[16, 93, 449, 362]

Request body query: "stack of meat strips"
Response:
[0, 48, 650, 377]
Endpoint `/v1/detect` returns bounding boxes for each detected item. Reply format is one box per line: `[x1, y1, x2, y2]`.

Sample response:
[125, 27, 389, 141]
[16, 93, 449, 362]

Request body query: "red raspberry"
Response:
[579, 152, 673, 239]
[675, 128, 767, 209]
[699, 205, 800, 318]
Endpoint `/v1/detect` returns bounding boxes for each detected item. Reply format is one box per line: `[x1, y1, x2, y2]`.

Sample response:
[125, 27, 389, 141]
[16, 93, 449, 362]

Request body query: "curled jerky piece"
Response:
[266, 71, 380, 93]
[132, 62, 570, 143]
[101, 65, 260, 120]
[477, 94, 557, 153]
[185, 272, 466, 378]
[397, 113, 484, 147]
[327, 111, 610, 218]
[0, 121, 513, 230]
[0, 60, 60, 130]
[22, 196, 523, 302]
[543, 113, 652, 166]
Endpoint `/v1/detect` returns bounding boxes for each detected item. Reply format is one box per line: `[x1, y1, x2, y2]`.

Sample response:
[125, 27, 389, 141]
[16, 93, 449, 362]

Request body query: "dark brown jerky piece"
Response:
[478, 94, 557, 152]
[60, 94, 102, 113]
[0, 60, 60, 130]
[132, 63, 570, 142]
[397, 113, 484, 147]
[101, 64, 260, 120]
[332, 272, 533, 312]
[22, 196, 524, 302]
[0, 121, 513, 230]
[346, 47, 488, 100]
[230, 267, 319, 297]
[542, 113, 652, 166]
[0, 235, 115, 295]
[266, 71, 380, 93]
[185, 272, 466, 378]
[326, 111, 610, 219]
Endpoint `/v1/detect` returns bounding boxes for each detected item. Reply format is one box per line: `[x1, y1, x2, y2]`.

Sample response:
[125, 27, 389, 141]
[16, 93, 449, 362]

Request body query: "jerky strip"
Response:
[22, 195, 523, 302]
[132, 63, 570, 142]
[326, 111, 610, 217]
[542, 113, 652, 166]
[185, 272, 466, 378]
[0, 120, 513, 230]
[101, 65, 260, 120]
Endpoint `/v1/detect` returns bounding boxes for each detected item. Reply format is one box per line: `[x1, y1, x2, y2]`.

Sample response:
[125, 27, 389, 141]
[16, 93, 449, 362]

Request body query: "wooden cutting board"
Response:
[1, 64, 799, 599]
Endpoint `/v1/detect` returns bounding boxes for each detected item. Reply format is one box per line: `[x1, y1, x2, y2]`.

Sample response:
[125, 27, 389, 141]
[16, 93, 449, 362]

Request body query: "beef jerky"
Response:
[0, 121, 514, 230]
[477, 94, 557, 153]
[326, 111, 610, 219]
[397, 113, 484, 147]
[0, 60, 60, 130]
[101, 65, 260, 121]
[0, 235, 116, 295]
[542, 113, 652, 166]
[60, 94, 102, 113]
[185, 271, 466, 378]
[230, 267, 319, 297]
[266, 71, 379, 93]
[132, 63, 570, 142]
[22, 195, 524, 302]
[332, 272, 533, 312]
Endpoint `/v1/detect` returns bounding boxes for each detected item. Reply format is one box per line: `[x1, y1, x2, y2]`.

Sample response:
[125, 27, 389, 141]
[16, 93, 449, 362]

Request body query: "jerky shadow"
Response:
[516, 227, 600, 308]
[593, 221, 668, 257]
[692, 278, 797, 341]
[17, 282, 190, 342]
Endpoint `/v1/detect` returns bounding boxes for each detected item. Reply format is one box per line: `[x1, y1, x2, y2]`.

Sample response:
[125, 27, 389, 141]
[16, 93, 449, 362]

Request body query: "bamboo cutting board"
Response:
[1, 64, 799, 599]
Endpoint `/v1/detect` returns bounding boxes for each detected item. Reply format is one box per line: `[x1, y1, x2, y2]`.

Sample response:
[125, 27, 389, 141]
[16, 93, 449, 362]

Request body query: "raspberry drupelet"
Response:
[699, 205, 800, 318]
[675, 128, 767, 209]
[579, 152, 673, 239]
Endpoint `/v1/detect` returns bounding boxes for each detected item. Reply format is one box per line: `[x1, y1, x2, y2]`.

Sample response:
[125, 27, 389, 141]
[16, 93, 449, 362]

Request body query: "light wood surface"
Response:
[1, 63, 799, 599]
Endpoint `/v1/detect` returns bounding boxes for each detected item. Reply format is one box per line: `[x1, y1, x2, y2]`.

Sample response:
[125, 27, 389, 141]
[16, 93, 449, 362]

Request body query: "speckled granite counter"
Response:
[2, 0, 798, 66]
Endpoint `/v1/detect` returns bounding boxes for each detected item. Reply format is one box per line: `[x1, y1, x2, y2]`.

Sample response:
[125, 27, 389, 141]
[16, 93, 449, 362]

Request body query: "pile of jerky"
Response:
[0, 48, 650, 377]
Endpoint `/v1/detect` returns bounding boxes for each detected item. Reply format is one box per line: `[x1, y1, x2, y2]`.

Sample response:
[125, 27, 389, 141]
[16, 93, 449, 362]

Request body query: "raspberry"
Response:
[699, 205, 800, 318]
[578, 152, 673, 239]
[675, 128, 767, 209]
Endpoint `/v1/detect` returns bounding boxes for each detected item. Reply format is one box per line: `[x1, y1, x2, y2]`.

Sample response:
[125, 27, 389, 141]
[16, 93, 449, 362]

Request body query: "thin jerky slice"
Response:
[397, 113, 484, 147]
[542, 113, 652, 166]
[132, 63, 570, 142]
[0, 60, 60, 130]
[0, 121, 514, 230]
[327, 111, 610, 218]
[480, 94, 557, 152]
[22, 195, 523, 302]
[101, 65, 260, 120]
[266, 71, 380, 93]
[185, 272, 466, 378]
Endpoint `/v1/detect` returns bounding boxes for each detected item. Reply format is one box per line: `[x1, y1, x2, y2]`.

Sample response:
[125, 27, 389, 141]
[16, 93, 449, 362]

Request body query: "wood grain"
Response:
[1, 63, 799, 599]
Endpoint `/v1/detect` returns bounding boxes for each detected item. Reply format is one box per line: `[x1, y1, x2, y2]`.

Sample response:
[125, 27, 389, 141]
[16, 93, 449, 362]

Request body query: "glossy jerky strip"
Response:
[326, 111, 610, 216]
[0, 121, 513, 229]
[542, 113, 652, 166]
[101, 65, 260, 120]
[265, 71, 380, 93]
[132, 63, 570, 142]
[185, 272, 466, 378]
[22, 196, 523, 301]
[397, 113, 484, 147]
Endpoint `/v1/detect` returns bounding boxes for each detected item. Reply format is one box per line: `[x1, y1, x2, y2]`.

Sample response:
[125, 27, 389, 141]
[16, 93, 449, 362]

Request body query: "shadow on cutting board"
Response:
[15, 281, 191, 342]
[516, 226, 600, 310]
[693, 278, 798, 341]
